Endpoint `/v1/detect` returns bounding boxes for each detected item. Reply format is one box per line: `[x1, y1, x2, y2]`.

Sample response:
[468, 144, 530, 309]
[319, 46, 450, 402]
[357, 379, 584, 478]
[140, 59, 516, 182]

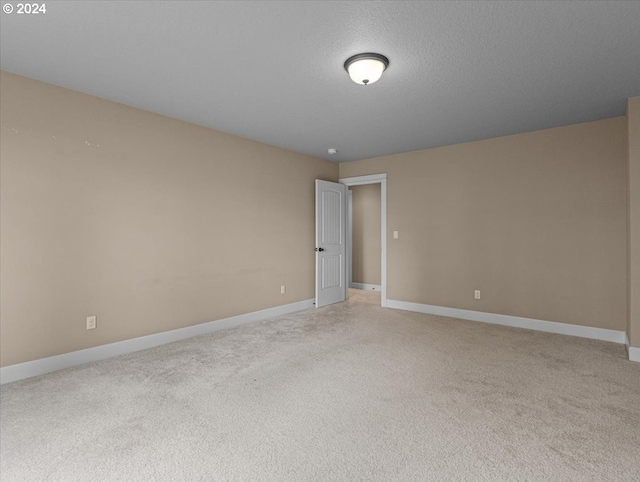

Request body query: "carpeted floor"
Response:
[1, 289, 639, 481]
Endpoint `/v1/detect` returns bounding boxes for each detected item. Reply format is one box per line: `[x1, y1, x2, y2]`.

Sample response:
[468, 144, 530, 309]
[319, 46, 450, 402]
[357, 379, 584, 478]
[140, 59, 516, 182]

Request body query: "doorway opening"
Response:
[348, 184, 381, 291]
[340, 174, 387, 307]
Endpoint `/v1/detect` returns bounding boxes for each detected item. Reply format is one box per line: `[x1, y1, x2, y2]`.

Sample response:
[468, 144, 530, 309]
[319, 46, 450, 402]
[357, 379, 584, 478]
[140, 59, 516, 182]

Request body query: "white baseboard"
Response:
[1, 298, 315, 385]
[625, 333, 640, 362]
[350, 283, 382, 291]
[629, 347, 640, 362]
[386, 299, 627, 345]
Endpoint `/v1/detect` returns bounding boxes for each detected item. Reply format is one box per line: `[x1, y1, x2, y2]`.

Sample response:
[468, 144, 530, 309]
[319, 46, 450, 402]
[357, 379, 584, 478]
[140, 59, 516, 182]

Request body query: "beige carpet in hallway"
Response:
[1, 289, 639, 481]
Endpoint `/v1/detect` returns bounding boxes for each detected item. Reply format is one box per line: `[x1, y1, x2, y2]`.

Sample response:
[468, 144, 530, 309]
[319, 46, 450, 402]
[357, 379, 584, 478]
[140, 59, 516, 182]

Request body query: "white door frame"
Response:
[339, 173, 387, 307]
[347, 189, 353, 297]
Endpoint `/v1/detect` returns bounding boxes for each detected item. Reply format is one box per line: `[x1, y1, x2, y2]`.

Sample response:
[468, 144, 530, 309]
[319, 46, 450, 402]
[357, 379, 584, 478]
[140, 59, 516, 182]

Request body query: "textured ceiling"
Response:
[1, 1, 639, 162]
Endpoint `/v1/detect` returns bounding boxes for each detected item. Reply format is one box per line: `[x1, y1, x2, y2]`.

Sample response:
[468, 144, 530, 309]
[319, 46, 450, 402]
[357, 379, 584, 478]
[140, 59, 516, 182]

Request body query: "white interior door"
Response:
[315, 180, 347, 307]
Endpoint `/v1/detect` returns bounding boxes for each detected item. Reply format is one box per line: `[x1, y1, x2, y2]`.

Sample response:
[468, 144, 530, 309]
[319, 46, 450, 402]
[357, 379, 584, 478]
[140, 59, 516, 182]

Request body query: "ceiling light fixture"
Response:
[344, 53, 389, 86]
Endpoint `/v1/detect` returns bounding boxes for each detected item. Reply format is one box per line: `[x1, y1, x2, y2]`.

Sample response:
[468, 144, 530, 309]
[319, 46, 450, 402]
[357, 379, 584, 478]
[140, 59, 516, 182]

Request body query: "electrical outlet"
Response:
[393, 231, 399, 239]
[281, 285, 286, 294]
[474, 290, 481, 300]
[86, 315, 97, 330]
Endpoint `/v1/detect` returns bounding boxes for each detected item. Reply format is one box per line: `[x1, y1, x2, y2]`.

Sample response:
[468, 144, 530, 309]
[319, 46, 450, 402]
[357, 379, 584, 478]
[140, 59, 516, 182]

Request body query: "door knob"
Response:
[315, 247, 325, 252]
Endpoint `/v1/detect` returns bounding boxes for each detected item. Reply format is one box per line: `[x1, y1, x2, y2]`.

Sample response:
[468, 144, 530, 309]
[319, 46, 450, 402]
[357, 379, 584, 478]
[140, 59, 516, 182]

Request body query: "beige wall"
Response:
[628, 97, 640, 347]
[351, 184, 381, 285]
[0, 69, 632, 367]
[340, 118, 628, 331]
[0, 71, 338, 366]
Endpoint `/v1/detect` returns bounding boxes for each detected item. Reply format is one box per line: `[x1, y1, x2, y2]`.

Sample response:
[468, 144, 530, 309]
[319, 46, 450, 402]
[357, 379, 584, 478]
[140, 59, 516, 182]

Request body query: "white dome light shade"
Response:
[344, 53, 389, 85]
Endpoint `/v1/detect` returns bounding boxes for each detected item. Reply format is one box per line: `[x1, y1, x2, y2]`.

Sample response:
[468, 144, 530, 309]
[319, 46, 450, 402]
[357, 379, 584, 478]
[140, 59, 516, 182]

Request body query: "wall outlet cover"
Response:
[86, 316, 97, 330]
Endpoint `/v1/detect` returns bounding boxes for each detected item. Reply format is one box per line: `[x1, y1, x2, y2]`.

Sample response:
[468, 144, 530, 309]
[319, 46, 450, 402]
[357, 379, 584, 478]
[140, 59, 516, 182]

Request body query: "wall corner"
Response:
[627, 97, 640, 357]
